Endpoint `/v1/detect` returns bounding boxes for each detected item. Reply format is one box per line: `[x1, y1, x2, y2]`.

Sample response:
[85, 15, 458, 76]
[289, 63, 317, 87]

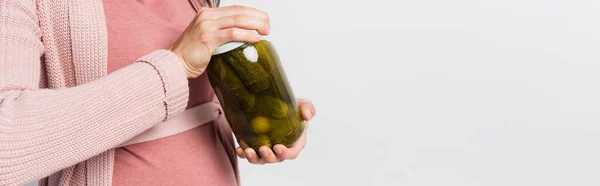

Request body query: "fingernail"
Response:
[246, 152, 253, 159]
[260, 149, 269, 157]
[304, 109, 312, 119]
[275, 147, 282, 155]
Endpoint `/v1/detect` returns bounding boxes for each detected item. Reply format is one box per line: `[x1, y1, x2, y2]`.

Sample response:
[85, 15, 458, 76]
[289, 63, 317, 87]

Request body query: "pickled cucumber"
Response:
[238, 140, 251, 149]
[254, 41, 278, 72]
[224, 50, 270, 93]
[254, 40, 296, 103]
[250, 116, 270, 134]
[253, 95, 288, 119]
[257, 135, 272, 147]
[206, 57, 228, 82]
[207, 58, 256, 111]
[268, 115, 303, 146]
[270, 126, 294, 146]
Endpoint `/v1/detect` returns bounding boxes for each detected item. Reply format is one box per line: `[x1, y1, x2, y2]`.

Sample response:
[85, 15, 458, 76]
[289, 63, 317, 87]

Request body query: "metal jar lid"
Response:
[212, 41, 259, 63]
[213, 41, 246, 55]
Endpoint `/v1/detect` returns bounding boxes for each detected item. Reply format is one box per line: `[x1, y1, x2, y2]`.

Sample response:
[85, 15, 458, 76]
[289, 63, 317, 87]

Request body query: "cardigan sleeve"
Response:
[0, 1, 189, 185]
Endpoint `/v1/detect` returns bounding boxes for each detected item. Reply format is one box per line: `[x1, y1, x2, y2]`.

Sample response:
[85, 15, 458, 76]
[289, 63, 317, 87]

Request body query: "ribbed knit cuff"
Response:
[137, 50, 189, 121]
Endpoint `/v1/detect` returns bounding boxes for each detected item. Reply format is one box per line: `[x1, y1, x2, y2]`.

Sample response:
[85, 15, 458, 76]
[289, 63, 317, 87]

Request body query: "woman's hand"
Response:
[170, 5, 270, 78]
[235, 98, 317, 164]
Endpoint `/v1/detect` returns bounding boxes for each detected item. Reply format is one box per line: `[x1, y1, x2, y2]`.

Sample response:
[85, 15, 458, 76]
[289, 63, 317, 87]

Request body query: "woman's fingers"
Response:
[236, 147, 246, 159]
[239, 144, 308, 163]
[195, 5, 269, 34]
[216, 28, 263, 44]
[273, 145, 285, 157]
[198, 5, 269, 22]
[273, 144, 300, 160]
[244, 148, 263, 164]
[214, 15, 270, 35]
[259, 146, 278, 163]
[298, 98, 316, 120]
[301, 105, 313, 121]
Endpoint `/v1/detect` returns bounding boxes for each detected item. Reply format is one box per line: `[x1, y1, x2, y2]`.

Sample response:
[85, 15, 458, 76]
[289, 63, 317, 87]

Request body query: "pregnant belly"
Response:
[112, 121, 237, 186]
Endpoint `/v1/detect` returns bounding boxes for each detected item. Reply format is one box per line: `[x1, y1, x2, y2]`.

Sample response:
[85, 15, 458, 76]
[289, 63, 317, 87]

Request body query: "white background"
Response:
[28, 0, 600, 185]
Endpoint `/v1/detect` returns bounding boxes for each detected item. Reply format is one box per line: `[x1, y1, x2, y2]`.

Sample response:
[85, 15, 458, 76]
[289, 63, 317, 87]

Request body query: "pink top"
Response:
[103, 0, 237, 185]
[0, 0, 235, 185]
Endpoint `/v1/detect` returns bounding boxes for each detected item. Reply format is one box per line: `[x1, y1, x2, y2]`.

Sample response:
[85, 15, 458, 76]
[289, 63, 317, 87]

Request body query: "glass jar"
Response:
[207, 40, 305, 157]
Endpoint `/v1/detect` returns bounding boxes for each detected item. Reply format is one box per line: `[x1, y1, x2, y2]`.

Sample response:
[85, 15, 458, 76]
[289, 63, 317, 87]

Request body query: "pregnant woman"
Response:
[0, 0, 316, 185]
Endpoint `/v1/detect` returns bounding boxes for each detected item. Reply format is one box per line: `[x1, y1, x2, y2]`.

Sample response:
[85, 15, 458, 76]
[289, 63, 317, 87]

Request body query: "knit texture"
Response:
[0, 0, 226, 185]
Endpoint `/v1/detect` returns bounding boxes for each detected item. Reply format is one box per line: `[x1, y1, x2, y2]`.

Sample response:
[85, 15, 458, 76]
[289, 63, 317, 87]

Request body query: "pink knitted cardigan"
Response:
[0, 0, 222, 185]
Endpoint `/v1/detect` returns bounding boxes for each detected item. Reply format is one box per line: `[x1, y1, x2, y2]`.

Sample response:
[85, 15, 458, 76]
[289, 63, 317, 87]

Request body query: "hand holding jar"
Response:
[236, 98, 315, 164]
